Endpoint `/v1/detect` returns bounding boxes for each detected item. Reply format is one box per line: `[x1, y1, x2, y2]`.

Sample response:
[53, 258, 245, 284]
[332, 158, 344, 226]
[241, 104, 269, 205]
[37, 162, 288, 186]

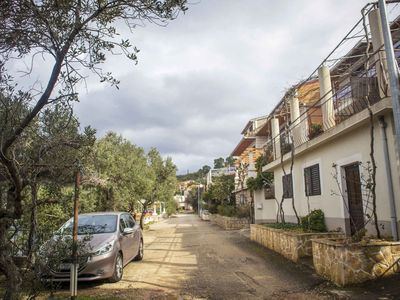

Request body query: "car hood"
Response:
[41, 232, 116, 256]
[84, 233, 116, 252]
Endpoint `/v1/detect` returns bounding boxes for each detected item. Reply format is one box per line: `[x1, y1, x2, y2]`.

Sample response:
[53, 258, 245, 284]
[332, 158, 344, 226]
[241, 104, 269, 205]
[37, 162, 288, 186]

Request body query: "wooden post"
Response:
[71, 169, 80, 299]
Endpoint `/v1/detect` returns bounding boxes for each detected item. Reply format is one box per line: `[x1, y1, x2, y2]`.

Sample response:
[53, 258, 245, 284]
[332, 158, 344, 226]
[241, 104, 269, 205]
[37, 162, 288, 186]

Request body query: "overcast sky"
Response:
[73, 0, 373, 174]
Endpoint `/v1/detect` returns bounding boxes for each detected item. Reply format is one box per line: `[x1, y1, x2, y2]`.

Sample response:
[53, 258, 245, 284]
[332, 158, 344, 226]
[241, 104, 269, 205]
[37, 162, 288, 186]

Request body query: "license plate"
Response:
[59, 263, 71, 270]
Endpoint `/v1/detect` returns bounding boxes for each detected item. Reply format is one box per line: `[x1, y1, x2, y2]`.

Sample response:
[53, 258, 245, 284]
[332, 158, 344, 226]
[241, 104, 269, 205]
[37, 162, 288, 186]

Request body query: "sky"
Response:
[71, 0, 374, 174]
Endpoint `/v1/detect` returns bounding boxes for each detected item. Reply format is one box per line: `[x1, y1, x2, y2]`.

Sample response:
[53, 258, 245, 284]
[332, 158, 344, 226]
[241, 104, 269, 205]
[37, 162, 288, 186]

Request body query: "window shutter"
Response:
[282, 174, 293, 198]
[304, 164, 321, 196]
[304, 168, 311, 196]
[311, 165, 321, 195]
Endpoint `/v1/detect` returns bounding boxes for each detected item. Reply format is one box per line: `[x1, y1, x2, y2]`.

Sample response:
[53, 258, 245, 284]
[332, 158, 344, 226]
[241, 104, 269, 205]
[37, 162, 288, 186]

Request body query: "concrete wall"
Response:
[267, 109, 400, 237]
[254, 189, 277, 223]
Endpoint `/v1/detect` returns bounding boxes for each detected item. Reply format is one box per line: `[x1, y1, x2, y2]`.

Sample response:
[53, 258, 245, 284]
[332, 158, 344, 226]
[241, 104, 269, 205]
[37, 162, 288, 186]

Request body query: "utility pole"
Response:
[197, 184, 200, 216]
[379, 0, 400, 240]
[71, 168, 81, 299]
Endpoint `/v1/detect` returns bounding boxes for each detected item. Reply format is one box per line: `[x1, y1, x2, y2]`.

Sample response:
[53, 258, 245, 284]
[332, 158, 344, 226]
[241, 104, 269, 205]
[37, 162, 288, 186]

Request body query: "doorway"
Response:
[344, 163, 364, 235]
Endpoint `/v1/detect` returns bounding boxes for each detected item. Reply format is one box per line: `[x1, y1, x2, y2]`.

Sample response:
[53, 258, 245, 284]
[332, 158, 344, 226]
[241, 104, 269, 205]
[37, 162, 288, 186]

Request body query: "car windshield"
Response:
[60, 215, 117, 235]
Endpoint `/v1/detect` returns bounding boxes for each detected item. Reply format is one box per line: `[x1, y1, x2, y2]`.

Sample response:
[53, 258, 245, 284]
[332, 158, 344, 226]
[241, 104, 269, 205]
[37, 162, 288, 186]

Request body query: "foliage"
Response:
[213, 156, 235, 169]
[309, 123, 323, 139]
[217, 204, 250, 219]
[246, 172, 273, 191]
[264, 222, 303, 231]
[176, 165, 210, 183]
[0, 0, 187, 297]
[185, 188, 200, 212]
[300, 209, 327, 232]
[217, 205, 236, 217]
[202, 175, 234, 213]
[86, 132, 152, 212]
[235, 205, 251, 218]
[166, 198, 178, 216]
[246, 154, 274, 192]
[214, 157, 225, 169]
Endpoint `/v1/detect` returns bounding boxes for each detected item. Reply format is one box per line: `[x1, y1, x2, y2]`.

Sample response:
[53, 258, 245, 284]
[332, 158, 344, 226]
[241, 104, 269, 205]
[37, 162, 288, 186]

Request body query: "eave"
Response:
[231, 137, 255, 157]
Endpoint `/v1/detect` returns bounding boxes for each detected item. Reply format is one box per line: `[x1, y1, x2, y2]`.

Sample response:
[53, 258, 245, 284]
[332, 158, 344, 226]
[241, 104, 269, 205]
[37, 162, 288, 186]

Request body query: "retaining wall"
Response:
[312, 238, 400, 286]
[210, 214, 249, 230]
[250, 224, 343, 263]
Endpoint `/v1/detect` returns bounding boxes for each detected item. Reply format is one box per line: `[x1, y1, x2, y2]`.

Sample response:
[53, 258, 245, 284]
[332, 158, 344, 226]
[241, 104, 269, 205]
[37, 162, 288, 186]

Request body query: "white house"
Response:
[251, 7, 400, 239]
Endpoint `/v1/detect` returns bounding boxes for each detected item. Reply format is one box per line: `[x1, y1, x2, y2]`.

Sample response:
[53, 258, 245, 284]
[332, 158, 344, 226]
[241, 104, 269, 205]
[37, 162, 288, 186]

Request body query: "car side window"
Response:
[127, 215, 136, 228]
[119, 216, 127, 232]
[123, 214, 135, 228]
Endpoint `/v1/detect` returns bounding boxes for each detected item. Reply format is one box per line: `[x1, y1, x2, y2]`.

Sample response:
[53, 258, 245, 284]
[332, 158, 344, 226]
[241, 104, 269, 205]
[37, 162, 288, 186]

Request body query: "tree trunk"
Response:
[368, 107, 381, 238]
[140, 204, 148, 230]
[250, 190, 255, 224]
[27, 182, 38, 260]
[0, 189, 22, 300]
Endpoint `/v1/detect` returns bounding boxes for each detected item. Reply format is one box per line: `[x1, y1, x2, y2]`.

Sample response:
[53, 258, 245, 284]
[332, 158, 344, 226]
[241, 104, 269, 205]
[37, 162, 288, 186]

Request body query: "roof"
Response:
[79, 212, 126, 216]
[231, 137, 255, 157]
[240, 115, 268, 135]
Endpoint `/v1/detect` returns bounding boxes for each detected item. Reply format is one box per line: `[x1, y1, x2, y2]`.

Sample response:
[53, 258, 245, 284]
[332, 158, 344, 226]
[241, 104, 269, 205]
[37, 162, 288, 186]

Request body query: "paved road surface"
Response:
[71, 214, 400, 299]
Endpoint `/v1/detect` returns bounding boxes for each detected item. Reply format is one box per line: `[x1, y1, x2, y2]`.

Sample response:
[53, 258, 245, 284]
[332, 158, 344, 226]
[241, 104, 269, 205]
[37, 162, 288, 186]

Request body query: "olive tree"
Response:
[0, 1, 187, 298]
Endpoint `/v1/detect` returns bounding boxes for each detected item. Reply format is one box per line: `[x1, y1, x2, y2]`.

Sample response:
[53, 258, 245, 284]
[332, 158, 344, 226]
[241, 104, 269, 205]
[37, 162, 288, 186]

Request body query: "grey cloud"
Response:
[74, 0, 371, 173]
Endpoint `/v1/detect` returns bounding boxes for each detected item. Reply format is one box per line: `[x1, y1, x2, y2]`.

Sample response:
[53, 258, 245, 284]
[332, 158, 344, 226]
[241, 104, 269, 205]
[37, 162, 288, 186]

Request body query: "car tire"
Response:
[134, 239, 144, 261]
[109, 252, 123, 283]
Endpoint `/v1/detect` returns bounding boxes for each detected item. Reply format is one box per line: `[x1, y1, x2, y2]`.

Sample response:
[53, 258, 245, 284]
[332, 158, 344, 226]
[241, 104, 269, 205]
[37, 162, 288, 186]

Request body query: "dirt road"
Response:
[70, 214, 400, 299]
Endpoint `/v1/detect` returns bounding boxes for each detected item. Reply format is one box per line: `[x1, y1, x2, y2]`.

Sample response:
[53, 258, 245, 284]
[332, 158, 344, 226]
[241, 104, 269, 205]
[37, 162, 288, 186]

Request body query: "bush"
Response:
[309, 123, 323, 139]
[166, 198, 178, 216]
[217, 204, 250, 218]
[264, 223, 301, 231]
[301, 209, 327, 232]
[235, 205, 250, 218]
[217, 205, 235, 217]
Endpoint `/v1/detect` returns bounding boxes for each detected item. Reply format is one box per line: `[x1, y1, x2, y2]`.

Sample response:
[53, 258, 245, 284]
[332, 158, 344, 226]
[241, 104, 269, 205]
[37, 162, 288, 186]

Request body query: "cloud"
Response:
[73, 0, 372, 174]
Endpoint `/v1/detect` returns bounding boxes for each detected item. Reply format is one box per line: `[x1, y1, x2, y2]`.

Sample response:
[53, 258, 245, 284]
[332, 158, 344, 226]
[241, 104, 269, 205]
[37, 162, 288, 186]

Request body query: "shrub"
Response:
[217, 205, 235, 217]
[235, 205, 250, 218]
[264, 223, 301, 231]
[309, 123, 323, 139]
[166, 198, 178, 216]
[301, 209, 327, 232]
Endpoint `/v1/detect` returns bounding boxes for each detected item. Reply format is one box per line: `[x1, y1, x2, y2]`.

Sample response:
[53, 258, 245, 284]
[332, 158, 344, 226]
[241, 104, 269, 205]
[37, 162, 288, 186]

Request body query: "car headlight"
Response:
[93, 241, 114, 256]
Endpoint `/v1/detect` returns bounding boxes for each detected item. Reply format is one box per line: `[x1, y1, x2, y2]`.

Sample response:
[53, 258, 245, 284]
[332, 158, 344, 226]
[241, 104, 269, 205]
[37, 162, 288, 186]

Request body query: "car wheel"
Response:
[109, 252, 123, 283]
[134, 239, 144, 261]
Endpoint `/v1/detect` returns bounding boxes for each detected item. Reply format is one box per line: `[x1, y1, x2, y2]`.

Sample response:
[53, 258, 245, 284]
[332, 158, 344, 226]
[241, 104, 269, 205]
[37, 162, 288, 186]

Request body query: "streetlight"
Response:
[197, 184, 203, 216]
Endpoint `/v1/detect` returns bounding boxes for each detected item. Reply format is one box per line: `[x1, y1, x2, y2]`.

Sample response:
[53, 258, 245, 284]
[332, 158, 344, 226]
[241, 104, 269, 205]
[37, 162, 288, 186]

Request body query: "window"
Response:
[304, 164, 321, 196]
[282, 174, 293, 198]
[119, 216, 128, 232]
[60, 215, 117, 235]
[264, 185, 275, 199]
[239, 194, 245, 205]
[124, 214, 135, 228]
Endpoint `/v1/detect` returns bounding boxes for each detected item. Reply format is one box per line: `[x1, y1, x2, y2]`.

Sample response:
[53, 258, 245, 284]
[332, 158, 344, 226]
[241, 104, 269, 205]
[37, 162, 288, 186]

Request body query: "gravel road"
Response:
[64, 214, 400, 300]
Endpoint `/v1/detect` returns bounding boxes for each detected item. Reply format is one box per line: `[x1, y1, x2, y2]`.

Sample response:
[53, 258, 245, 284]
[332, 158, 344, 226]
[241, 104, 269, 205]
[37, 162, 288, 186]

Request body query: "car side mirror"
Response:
[123, 227, 134, 235]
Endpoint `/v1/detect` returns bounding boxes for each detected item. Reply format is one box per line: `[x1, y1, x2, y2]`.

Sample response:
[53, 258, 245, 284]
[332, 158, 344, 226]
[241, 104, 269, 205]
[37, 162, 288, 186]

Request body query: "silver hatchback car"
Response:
[41, 212, 143, 282]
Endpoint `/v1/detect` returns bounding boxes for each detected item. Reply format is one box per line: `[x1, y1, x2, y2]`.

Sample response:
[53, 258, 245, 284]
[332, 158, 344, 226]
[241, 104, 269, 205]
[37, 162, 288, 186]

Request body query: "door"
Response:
[119, 215, 133, 264]
[121, 214, 136, 261]
[344, 163, 364, 235]
[125, 214, 140, 259]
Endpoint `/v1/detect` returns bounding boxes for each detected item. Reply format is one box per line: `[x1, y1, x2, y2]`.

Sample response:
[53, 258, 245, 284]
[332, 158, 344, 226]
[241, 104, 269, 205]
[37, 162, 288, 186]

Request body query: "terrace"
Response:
[256, 4, 400, 169]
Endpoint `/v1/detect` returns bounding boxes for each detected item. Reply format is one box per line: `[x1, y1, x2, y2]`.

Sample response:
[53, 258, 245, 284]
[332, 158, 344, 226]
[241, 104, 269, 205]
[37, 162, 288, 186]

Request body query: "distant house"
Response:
[232, 8, 400, 238]
[231, 116, 268, 206]
[206, 166, 236, 188]
[174, 195, 187, 210]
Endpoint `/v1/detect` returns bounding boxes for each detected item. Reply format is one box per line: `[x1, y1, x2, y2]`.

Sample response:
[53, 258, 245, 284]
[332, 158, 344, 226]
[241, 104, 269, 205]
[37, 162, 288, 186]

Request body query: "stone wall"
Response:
[210, 214, 249, 230]
[250, 224, 343, 263]
[312, 238, 400, 286]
